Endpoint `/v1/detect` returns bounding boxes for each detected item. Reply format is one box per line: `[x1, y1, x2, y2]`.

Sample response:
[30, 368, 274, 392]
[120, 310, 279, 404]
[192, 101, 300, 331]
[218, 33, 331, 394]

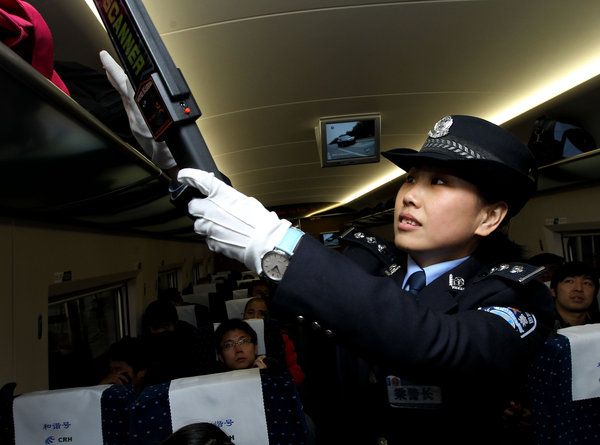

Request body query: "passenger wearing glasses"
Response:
[214, 319, 281, 372]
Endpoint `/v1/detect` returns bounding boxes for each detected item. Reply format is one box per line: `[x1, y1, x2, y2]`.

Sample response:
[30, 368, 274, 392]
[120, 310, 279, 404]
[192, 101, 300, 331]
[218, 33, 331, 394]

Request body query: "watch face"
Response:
[261, 250, 290, 281]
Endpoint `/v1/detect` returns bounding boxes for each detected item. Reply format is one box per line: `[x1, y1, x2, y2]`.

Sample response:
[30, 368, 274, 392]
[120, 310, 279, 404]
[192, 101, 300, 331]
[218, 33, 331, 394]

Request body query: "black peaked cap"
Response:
[382, 115, 538, 216]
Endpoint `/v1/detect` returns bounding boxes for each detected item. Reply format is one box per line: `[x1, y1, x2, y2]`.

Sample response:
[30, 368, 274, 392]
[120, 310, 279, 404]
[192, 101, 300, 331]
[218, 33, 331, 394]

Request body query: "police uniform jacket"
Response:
[273, 230, 555, 442]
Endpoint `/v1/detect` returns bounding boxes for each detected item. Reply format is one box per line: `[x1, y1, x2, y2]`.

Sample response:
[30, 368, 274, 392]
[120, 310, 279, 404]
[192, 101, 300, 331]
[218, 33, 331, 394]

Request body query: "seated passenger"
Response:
[551, 261, 600, 328]
[98, 336, 148, 393]
[215, 319, 282, 372]
[141, 300, 210, 384]
[243, 297, 305, 386]
[160, 422, 234, 445]
[246, 279, 271, 299]
[142, 299, 193, 335]
[503, 261, 599, 440]
[158, 287, 211, 325]
[528, 253, 564, 287]
[158, 287, 185, 306]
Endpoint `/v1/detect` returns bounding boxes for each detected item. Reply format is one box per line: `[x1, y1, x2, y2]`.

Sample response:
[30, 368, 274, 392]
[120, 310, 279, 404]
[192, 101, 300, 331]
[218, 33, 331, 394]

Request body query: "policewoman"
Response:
[178, 115, 554, 443]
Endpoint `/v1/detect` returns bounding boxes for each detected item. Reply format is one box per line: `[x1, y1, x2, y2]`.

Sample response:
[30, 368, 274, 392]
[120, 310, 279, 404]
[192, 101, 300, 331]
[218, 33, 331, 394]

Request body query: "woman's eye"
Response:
[406, 175, 416, 183]
[432, 177, 446, 185]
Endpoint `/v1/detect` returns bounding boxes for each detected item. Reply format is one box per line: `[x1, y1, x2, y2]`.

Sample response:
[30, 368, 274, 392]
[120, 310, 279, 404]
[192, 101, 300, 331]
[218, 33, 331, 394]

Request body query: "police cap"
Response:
[382, 115, 538, 217]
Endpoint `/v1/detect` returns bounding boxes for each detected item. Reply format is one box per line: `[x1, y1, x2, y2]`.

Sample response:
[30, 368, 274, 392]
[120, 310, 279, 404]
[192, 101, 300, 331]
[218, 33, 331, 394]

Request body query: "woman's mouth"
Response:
[398, 214, 421, 229]
[400, 217, 419, 226]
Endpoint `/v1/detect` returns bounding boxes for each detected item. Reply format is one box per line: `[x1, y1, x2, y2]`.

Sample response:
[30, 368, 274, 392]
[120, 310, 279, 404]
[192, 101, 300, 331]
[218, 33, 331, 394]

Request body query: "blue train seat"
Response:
[129, 369, 308, 444]
[528, 326, 600, 444]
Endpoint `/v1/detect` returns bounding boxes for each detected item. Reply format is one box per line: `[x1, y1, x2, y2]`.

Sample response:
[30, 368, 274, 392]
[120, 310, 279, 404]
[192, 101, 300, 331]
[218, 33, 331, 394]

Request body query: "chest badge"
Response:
[449, 274, 465, 291]
[385, 263, 401, 276]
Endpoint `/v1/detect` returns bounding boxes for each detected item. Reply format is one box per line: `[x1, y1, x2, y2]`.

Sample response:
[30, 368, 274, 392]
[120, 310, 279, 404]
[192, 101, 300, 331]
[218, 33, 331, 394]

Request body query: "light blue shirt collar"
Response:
[402, 256, 470, 289]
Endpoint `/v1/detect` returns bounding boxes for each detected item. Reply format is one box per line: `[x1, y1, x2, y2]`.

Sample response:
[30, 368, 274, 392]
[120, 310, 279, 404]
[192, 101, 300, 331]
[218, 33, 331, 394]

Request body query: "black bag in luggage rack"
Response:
[527, 117, 597, 166]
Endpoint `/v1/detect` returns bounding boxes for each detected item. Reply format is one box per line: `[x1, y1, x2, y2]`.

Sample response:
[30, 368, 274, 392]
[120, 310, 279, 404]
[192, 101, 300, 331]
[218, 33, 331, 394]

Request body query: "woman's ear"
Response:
[475, 201, 508, 237]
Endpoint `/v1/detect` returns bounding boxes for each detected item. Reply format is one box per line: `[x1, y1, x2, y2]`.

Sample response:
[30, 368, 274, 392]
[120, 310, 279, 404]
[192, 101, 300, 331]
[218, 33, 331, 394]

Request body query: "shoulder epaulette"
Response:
[480, 262, 546, 284]
[340, 227, 399, 267]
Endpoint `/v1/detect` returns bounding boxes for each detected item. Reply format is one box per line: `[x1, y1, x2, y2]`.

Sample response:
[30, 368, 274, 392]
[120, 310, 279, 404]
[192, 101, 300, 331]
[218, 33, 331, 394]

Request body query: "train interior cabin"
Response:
[1, 0, 600, 444]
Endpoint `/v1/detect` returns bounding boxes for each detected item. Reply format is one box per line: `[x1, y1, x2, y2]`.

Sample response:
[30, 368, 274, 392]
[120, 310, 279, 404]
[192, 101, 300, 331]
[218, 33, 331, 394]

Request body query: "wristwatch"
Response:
[260, 227, 304, 282]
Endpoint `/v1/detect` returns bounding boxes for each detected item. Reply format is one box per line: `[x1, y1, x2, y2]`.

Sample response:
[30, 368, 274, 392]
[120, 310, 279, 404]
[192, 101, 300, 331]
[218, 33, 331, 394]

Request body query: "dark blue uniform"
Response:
[273, 230, 554, 443]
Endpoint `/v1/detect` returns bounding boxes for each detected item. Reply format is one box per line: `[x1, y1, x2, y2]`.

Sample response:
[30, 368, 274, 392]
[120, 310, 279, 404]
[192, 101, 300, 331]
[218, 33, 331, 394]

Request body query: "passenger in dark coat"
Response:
[141, 299, 213, 384]
[178, 115, 555, 444]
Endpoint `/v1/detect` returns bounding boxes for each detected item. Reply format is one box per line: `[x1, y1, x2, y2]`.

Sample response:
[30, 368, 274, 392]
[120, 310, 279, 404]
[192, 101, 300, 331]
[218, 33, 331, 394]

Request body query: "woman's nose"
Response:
[401, 183, 422, 207]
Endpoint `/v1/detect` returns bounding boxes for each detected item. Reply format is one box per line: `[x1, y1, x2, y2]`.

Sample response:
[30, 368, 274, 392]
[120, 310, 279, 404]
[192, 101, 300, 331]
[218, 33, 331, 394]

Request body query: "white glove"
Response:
[178, 168, 292, 274]
[99, 50, 177, 171]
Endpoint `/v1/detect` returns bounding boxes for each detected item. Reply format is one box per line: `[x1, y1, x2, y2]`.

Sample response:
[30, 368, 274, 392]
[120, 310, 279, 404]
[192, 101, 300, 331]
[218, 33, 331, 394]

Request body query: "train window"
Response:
[193, 262, 205, 284]
[48, 283, 130, 390]
[157, 268, 179, 291]
[561, 232, 600, 270]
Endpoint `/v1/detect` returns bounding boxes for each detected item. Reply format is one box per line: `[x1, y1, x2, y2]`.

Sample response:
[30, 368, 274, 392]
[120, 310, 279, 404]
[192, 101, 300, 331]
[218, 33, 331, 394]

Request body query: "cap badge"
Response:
[428, 116, 453, 138]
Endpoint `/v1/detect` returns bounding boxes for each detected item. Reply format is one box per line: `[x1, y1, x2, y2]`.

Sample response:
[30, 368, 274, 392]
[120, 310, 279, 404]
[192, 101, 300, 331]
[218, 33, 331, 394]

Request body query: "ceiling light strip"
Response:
[311, 57, 600, 218]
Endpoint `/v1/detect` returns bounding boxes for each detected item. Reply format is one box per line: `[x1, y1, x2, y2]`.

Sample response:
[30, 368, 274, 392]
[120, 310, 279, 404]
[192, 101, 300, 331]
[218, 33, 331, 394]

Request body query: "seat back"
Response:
[101, 385, 138, 444]
[211, 271, 232, 282]
[182, 292, 210, 307]
[226, 297, 252, 319]
[128, 382, 171, 445]
[192, 283, 217, 297]
[175, 304, 198, 327]
[528, 327, 600, 444]
[129, 369, 308, 445]
[237, 278, 259, 289]
[233, 288, 249, 299]
[12, 384, 136, 445]
[8, 370, 308, 445]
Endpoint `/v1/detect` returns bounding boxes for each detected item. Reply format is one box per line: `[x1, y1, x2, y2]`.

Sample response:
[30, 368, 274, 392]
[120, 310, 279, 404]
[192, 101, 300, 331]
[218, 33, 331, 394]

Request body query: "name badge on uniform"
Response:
[386, 376, 442, 409]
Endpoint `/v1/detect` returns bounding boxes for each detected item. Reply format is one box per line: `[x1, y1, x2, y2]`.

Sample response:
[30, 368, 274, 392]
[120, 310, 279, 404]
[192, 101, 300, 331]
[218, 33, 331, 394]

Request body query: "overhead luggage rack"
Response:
[0, 42, 199, 240]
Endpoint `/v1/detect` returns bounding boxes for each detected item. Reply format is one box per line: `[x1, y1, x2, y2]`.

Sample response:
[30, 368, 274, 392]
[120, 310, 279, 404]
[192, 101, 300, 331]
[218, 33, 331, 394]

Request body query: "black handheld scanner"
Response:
[93, 0, 224, 182]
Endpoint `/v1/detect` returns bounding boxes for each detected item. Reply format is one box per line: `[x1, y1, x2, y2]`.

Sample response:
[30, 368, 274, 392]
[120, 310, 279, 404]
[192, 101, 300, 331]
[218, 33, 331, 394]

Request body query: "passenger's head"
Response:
[158, 288, 184, 306]
[160, 422, 234, 445]
[528, 253, 565, 284]
[551, 261, 599, 315]
[215, 319, 258, 370]
[243, 298, 269, 320]
[142, 299, 178, 334]
[107, 336, 149, 392]
[382, 115, 537, 267]
[247, 280, 271, 299]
